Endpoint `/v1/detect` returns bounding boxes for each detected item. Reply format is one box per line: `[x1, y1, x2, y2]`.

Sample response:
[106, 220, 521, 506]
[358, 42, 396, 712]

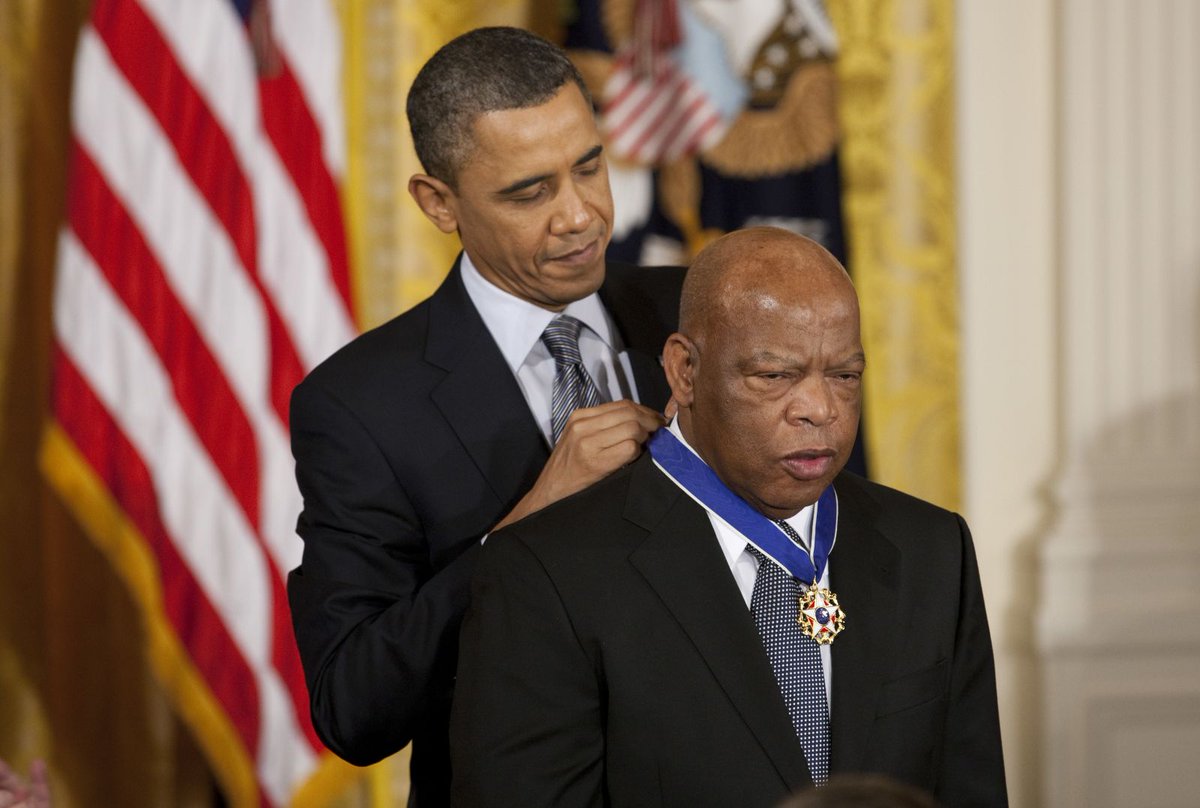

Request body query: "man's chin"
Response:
[753, 483, 831, 520]
[561, 258, 606, 298]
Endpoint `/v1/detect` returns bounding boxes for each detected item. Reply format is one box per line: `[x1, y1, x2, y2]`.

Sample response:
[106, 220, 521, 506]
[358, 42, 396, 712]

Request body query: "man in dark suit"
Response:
[286, 27, 683, 806]
[451, 227, 1007, 807]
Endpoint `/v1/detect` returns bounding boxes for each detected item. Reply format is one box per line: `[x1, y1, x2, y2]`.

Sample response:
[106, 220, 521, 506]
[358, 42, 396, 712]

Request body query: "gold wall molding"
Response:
[830, 0, 960, 510]
[0, 0, 38, 428]
[337, 9, 533, 805]
[341, 0, 533, 331]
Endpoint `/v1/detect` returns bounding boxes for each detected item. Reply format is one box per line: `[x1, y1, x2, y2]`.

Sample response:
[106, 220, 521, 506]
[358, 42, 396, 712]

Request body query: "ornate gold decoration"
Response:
[0, 0, 35, 425]
[701, 60, 839, 179]
[655, 156, 721, 256]
[342, 0, 530, 331]
[829, 0, 961, 510]
[798, 584, 846, 645]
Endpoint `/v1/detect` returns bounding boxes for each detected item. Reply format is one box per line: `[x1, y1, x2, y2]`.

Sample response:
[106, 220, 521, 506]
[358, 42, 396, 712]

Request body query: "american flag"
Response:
[600, 0, 727, 164]
[41, 0, 357, 805]
[601, 49, 727, 164]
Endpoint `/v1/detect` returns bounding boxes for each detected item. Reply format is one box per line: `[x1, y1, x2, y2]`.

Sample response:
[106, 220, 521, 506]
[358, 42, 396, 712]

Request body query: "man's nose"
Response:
[550, 181, 591, 234]
[786, 375, 837, 426]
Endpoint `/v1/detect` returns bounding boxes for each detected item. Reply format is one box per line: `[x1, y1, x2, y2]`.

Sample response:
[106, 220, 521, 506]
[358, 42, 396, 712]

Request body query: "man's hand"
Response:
[493, 401, 666, 531]
[0, 759, 51, 808]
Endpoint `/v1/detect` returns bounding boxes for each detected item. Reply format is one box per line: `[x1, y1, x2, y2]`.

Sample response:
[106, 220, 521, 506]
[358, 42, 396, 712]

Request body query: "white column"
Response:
[1041, 1, 1200, 806]
[958, 1, 1057, 804]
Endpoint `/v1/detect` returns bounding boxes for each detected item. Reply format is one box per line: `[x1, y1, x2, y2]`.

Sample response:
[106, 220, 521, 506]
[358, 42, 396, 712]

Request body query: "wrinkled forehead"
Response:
[694, 271, 856, 353]
[721, 260, 856, 316]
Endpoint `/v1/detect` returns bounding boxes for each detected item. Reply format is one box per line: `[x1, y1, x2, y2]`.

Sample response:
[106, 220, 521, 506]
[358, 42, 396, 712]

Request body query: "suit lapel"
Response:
[625, 349, 670, 411]
[598, 264, 675, 411]
[422, 257, 675, 506]
[425, 260, 549, 510]
[625, 457, 813, 790]
[827, 475, 901, 772]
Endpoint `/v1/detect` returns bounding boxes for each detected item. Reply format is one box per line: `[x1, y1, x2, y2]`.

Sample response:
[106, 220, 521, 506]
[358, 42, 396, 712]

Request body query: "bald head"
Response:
[664, 226, 863, 518]
[679, 227, 855, 345]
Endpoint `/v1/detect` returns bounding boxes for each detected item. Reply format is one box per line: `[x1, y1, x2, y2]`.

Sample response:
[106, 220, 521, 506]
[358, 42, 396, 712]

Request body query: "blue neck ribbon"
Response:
[647, 428, 838, 584]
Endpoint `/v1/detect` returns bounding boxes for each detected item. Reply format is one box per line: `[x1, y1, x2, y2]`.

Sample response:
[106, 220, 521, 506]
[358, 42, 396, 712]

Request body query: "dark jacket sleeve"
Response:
[287, 376, 479, 766]
[450, 530, 605, 808]
[936, 515, 1008, 806]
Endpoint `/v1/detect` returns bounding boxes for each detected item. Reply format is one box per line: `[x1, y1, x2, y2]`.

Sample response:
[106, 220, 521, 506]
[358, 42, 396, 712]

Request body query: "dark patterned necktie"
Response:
[540, 315, 605, 444]
[747, 519, 831, 785]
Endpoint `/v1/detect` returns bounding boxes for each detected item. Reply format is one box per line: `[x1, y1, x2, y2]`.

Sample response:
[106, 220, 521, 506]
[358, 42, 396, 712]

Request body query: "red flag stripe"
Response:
[67, 141, 317, 750]
[90, 0, 256, 296]
[53, 225, 320, 802]
[259, 62, 354, 319]
[672, 111, 723, 160]
[607, 75, 690, 155]
[641, 93, 715, 162]
[625, 77, 703, 157]
[602, 65, 643, 115]
[68, 140, 262, 539]
[52, 345, 263, 755]
[605, 67, 681, 140]
[90, 0, 306, 428]
[265, 0, 346, 179]
[52, 0, 354, 800]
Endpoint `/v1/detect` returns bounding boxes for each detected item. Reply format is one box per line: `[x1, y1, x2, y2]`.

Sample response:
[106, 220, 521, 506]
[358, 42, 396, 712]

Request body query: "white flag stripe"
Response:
[261, 430, 305, 574]
[267, 0, 346, 178]
[54, 231, 315, 799]
[603, 65, 635, 106]
[74, 30, 303, 580]
[605, 72, 656, 127]
[604, 76, 662, 140]
[654, 84, 715, 156]
[608, 73, 688, 156]
[74, 30, 269, 428]
[642, 77, 699, 148]
[253, 141, 356, 370]
[606, 70, 686, 139]
[56, 230, 267, 688]
[137, 0, 356, 370]
[56, 2, 355, 802]
[259, 680, 316, 805]
[134, 0, 261, 180]
[664, 108, 722, 162]
[603, 59, 726, 164]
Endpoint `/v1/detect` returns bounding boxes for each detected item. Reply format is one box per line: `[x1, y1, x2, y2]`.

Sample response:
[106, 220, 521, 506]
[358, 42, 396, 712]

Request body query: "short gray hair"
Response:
[406, 27, 592, 185]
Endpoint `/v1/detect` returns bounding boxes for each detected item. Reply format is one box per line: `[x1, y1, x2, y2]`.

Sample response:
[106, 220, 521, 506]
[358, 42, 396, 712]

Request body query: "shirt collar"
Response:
[460, 251, 615, 373]
[665, 418, 815, 565]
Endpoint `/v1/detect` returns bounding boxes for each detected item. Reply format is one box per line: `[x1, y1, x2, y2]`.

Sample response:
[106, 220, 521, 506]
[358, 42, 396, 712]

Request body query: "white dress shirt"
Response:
[460, 252, 641, 446]
[663, 419, 833, 705]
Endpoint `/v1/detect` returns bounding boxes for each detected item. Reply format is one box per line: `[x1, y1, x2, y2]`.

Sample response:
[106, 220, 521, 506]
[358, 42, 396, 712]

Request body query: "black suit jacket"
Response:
[287, 258, 684, 805]
[451, 454, 1007, 807]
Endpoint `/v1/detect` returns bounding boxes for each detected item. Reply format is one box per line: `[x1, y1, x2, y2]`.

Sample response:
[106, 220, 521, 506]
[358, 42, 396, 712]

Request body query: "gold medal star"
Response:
[798, 586, 846, 645]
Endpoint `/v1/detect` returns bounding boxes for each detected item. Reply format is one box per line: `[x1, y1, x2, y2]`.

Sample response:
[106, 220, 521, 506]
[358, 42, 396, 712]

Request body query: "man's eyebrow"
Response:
[740, 350, 868, 366]
[573, 145, 603, 167]
[742, 350, 795, 365]
[496, 173, 551, 196]
[494, 146, 605, 197]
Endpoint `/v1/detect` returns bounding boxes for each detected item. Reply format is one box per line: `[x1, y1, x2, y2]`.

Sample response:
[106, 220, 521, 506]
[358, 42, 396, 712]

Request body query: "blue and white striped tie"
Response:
[541, 315, 605, 445]
[748, 520, 831, 785]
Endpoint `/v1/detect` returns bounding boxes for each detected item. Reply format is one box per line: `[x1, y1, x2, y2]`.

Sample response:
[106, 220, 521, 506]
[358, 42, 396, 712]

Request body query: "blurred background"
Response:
[1, 1, 1197, 806]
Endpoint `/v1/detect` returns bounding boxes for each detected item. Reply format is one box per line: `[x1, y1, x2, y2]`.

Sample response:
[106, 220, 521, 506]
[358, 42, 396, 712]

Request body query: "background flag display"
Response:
[565, 0, 867, 476]
[41, 0, 357, 804]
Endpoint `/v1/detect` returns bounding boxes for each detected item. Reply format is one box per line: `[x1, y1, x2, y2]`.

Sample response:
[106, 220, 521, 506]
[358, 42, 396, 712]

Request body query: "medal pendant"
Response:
[798, 583, 845, 645]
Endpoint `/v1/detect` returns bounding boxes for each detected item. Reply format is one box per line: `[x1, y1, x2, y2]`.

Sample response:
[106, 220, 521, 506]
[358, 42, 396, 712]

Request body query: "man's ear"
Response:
[408, 174, 459, 234]
[662, 333, 696, 408]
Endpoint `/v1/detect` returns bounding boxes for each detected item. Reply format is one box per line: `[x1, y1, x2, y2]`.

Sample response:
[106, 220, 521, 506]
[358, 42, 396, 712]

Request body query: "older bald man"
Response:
[450, 227, 1006, 808]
